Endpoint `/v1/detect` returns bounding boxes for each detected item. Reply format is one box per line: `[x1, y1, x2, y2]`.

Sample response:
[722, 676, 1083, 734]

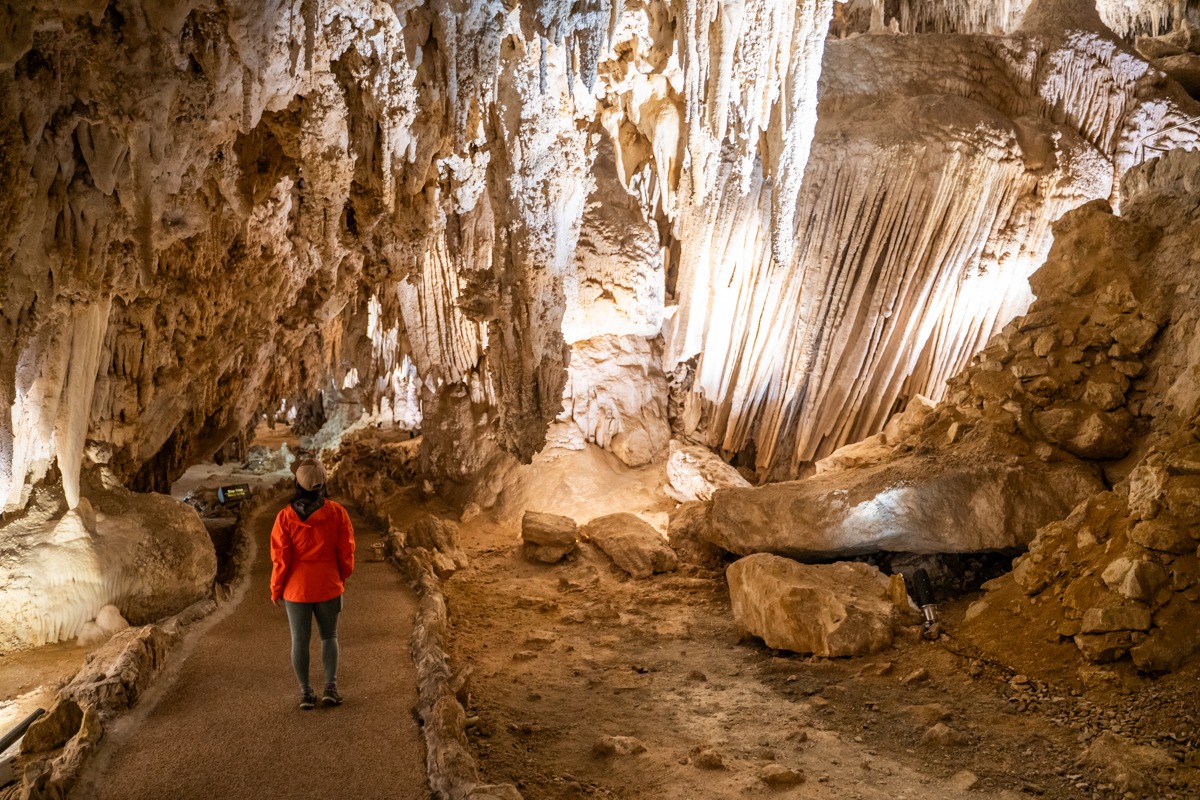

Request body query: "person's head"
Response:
[294, 458, 328, 496]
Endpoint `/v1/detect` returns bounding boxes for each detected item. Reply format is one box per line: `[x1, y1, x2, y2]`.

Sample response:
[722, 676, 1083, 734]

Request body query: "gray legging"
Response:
[284, 595, 343, 689]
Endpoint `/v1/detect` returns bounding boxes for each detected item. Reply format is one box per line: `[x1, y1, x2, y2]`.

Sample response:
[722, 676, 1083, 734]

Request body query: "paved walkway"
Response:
[79, 503, 428, 800]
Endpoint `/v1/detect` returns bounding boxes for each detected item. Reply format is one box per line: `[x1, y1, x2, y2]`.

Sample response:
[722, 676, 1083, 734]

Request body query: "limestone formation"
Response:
[3, 0, 1198, 521]
[666, 441, 752, 502]
[0, 485, 215, 648]
[409, 515, 470, 571]
[667, 500, 726, 570]
[839, 0, 1200, 37]
[727, 555, 901, 657]
[558, 335, 670, 467]
[520, 511, 579, 564]
[667, 0, 1200, 479]
[582, 512, 678, 578]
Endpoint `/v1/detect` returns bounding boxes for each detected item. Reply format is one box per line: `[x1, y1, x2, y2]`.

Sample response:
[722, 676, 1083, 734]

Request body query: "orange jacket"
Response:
[270, 500, 355, 603]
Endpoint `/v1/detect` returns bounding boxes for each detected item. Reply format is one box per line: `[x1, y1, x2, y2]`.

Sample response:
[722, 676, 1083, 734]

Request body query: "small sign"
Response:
[217, 484, 251, 505]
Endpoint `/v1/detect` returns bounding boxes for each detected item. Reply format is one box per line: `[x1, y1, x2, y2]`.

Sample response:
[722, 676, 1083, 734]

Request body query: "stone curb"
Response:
[387, 535, 523, 800]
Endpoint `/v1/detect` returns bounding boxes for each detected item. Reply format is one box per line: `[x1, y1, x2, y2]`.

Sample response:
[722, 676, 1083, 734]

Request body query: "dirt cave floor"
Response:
[377, 448, 1200, 800]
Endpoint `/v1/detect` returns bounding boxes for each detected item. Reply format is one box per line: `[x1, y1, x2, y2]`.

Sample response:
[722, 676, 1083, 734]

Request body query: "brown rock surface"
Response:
[582, 513, 678, 579]
[520, 511, 579, 564]
[707, 455, 1100, 558]
[727, 555, 899, 657]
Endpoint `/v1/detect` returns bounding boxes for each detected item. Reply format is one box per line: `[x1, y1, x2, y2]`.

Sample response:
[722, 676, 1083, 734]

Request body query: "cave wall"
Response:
[666, 0, 1200, 479]
[3, 0, 1200, 515]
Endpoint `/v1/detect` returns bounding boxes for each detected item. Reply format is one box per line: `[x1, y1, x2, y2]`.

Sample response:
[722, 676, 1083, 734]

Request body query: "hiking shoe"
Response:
[299, 687, 317, 710]
[322, 683, 343, 706]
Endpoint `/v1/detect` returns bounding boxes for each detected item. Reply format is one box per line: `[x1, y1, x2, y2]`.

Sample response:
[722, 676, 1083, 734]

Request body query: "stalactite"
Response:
[836, 0, 1200, 37]
[54, 298, 112, 509]
[241, 64, 253, 132]
[302, 0, 317, 73]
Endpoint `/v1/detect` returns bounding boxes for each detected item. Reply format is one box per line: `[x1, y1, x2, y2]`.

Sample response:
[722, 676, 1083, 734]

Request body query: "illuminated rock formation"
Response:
[0, 484, 216, 649]
[667, 0, 1200, 479]
[710, 147, 1200, 672]
[6, 0, 1199, 513]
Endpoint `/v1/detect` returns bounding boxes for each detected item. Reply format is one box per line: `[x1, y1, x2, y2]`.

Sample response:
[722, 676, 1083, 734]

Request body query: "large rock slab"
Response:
[666, 441, 751, 502]
[727, 555, 899, 656]
[521, 511, 579, 563]
[708, 455, 1102, 558]
[582, 513, 678, 578]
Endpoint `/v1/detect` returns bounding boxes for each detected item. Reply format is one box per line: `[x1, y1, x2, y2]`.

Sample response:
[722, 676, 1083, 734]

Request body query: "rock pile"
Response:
[955, 151, 1200, 674]
[1137, 21, 1200, 99]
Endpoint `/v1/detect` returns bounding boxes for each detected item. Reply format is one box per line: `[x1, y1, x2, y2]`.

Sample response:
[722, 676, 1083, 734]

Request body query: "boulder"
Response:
[582, 513, 678, 578]
[1153, 53, 1200, 97]
[1100, 557, 1168, 603]
[759, 764, 805, 788]
[814, 434, 891, 475]
[881, 394, 936, 444]
[667, 501, 725, 569]
[1073, 631, 1135, 663]
[1128, 517, 1194, 554]
[726, 555, 898, 656]
[1127, 458, 1168, 519]
[1111, 317, 1160, 354]
[113, 493, 217, 626]
[1131, 594, 1200, 672]
[20, 698, 83, 754]
[520, 511, 579, 564]
[1080, 605, 1151, 633]
[707, 455, 1101, 558]
[592, 735, 647, 757]
[1164, 475, 1200, 523]
[666, 440, 751, 502]
[920, 723, 967, 747]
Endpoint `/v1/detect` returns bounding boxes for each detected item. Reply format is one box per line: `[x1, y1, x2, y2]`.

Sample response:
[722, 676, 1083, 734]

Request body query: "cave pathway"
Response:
[78, 502, 429, 800]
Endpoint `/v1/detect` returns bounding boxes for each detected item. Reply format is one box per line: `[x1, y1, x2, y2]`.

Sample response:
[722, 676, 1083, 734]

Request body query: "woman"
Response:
[270, 458, 355, 710]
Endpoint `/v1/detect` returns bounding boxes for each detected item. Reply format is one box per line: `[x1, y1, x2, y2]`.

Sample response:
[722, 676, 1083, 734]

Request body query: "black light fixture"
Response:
[909, 568, 941, 639]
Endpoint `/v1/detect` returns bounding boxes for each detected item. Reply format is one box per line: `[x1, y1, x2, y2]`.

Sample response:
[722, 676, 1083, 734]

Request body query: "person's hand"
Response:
[271, 598, 280, 607]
